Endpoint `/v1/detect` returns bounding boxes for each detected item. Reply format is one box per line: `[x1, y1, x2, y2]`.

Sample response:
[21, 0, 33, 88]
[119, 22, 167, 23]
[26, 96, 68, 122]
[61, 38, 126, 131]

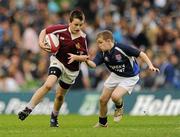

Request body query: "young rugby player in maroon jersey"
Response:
[18, 9, 90, 127]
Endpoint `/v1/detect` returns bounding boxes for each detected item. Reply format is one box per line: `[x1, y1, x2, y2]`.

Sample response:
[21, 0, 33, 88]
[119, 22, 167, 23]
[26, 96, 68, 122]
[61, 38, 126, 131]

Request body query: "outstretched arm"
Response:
[86, 59, 96, 68]
[139, 51, 160, 72]
[67, 53, 89, 64]
[67, 53, 96, 68]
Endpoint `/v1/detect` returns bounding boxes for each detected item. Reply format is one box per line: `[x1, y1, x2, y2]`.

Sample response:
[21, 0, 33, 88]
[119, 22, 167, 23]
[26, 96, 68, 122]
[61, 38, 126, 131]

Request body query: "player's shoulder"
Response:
[115, 42, 126, 47]
[115, 42, 132, 50]
[57, 24, 68, 30]
[49, 24, 68, 31]
[53, 24, 68, 28]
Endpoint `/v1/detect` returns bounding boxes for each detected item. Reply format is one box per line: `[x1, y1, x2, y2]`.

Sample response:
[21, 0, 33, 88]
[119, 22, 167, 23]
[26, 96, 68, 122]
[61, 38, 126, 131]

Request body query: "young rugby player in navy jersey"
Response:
[85, 30, 159, 127]
[18, 9, 90, 127]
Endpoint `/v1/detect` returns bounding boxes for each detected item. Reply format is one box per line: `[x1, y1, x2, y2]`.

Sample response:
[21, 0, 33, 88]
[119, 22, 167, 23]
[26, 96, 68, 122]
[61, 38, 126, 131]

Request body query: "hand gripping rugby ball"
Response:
[45, 33, 59, 53]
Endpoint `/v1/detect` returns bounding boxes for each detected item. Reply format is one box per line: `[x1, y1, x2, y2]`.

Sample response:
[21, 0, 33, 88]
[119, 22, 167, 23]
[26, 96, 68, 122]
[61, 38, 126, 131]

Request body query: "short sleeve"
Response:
[93, 52, 104, 66]
[119, 44, 140, 57]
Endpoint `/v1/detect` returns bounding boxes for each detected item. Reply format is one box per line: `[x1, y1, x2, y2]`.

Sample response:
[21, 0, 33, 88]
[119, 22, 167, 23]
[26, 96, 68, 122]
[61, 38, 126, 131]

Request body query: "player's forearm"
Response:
[39, 29, 46, 48]
[74, 55, 89, 62]
[38, 29, 51, 52]
[86, 60, 96, 68]
[139, 52, 154, 68]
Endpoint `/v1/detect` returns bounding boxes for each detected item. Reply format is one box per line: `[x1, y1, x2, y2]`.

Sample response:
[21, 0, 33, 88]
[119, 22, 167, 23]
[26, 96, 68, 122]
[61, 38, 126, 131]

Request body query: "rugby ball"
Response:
[45, 33, 59, 53]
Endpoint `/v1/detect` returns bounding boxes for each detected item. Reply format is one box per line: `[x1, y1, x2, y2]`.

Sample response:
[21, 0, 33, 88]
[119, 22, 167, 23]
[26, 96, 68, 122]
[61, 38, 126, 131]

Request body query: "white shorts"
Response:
[104, 72, 139, 94]
[49, 55, 79, 84]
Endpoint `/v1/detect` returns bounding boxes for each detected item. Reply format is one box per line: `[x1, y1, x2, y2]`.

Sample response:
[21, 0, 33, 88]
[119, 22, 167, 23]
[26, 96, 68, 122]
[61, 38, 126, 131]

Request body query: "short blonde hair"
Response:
[96, 30, 114, 42]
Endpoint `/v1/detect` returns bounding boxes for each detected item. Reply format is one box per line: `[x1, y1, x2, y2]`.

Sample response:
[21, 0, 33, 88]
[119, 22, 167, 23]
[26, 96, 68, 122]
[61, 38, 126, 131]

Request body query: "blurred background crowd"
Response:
[0, 0, 180, 92]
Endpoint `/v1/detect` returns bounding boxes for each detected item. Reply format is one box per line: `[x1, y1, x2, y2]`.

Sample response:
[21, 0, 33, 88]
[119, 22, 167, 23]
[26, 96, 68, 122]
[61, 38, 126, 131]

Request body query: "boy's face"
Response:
[96, 37, 111, 51]
[69, 18, 84, 34]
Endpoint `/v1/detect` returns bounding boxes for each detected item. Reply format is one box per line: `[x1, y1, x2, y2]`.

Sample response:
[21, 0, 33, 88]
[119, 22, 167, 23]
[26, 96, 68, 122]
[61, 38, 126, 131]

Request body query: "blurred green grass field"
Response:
[0, 114, 179, 137]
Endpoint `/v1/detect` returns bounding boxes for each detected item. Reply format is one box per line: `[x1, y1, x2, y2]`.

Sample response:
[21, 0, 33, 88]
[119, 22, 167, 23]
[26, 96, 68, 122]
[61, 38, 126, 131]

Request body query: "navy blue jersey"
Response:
[93, 43, 141, 77]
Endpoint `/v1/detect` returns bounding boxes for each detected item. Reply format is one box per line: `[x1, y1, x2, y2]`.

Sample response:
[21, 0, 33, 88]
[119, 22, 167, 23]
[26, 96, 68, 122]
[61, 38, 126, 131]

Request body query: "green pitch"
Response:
[0, 115, 179, 137]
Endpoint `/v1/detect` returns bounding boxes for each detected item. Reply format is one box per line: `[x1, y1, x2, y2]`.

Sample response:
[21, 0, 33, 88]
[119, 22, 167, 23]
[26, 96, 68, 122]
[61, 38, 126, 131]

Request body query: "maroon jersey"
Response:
[46, 24, 88, 71]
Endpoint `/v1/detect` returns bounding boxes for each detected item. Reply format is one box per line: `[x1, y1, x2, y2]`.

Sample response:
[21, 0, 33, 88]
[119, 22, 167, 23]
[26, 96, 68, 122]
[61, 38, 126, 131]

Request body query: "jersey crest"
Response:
[115, 54, 122, 61]
[60, 36, 65, 40]
[104, 56, 109, 62]
[75, 43, 81, 49]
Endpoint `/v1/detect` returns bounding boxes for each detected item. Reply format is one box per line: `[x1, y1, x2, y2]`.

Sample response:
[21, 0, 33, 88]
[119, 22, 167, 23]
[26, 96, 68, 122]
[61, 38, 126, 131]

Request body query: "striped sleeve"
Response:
[46, 24, 67, 34]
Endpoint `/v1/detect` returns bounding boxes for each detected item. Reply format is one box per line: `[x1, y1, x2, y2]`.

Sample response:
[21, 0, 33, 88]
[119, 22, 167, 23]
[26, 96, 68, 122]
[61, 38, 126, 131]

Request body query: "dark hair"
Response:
[96, 30, 114, 42]
[69, 9, 85, 22]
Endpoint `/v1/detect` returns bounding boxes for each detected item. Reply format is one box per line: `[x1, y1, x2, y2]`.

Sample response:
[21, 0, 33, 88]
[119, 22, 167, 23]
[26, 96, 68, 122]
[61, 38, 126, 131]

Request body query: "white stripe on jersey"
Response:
[52, 28, 67, 34]
[115, 47, 135, 67]
[80, 31, 86, 38]
[85, 39, 88, 53]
